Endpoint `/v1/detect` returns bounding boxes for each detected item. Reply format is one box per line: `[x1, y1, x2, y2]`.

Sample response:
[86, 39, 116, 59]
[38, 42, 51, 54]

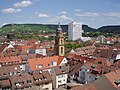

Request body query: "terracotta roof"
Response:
[69, 62, 83, 75]
[28, 56, 64, 71]
[0, 65, 21, 77]
[0, 78, 11, 88]
[75, 45, 96, 56]
[14, 45, 32, 51]
[93, 75, 117, 90]
[95, 57, 112, 66]
[66, 54, 76, 59]
[52, 65, 69, 75]
[30, 44, 46, 50]
[33, 71, 52, 84]
[70, 83, 96, 90]
[0, 44, 9, 52]
[105, 69, 120, 89]
[0, 56, 22, 64]
[10, 73, 33, 89]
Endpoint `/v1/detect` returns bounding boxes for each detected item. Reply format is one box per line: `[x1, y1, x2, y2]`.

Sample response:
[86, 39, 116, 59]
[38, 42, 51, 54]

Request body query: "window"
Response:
[114, 79, 120, 86]
[36, 65, 43, 68]
[27, 80, 32, 84]
[98, 62, 102, 64]
[15, 82, 24, 87]
[45, 82, 49, 85]
[44, 88, 49, 90]
[58, 75, 64, 78]
[39, 78, 42, 81]
[3, 73, 6, 76]
[58, 80, 61, 83]
[9, 72, 13, 75]
[61, 39, 63, 44]
[61, 47, 63, 54]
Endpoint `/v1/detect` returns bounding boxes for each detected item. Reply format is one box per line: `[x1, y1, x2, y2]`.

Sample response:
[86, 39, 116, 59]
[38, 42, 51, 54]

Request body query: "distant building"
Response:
[98, 35, 105, 44]
[68, 21, 84, 41]
[29, 45, 47, 56]
[7, 33, 16, 40]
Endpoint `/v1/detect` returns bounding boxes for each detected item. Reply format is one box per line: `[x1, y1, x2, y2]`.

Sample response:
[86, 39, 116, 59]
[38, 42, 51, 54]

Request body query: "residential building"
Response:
[0, 65, 22, 77]
[0, 77, 11, 90]
[32, 71, 52, 90]
[68, 21, 84, 41]
[29, 45, 47, 56]
[28, 56, 68, 72]
[0, 56, 24, 67]
[9, 73, 34, 90]
[51, 65, 69, 89]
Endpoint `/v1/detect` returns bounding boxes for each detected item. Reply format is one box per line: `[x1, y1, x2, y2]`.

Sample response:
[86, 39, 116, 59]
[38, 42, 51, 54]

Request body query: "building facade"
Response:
[98, 35, 105, 44]
[68, 21, 83, 41]
[54, 23, 65, 56]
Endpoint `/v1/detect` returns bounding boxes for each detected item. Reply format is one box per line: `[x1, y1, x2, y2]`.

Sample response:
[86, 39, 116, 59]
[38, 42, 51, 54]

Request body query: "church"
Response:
[54, 23, 65, 56]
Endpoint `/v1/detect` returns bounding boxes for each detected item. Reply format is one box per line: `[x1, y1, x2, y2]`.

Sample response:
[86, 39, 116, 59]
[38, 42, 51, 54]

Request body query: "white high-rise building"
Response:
[68, 21, 84, 41]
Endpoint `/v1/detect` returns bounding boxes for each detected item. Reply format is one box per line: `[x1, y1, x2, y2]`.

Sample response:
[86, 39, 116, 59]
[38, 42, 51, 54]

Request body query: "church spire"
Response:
[54, 22, 65, 56]
[57, 22, 62, 32]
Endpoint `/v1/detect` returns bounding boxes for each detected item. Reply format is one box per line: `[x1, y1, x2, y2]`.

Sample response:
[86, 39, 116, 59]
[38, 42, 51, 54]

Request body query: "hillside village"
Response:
[0, 23, 120, 90]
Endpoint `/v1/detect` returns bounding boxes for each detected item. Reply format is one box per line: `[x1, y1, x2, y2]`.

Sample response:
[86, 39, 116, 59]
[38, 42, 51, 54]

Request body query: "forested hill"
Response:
[0, 24, 120, 35]
[98, 25, 120, 34]
[0, 24, 68, 35]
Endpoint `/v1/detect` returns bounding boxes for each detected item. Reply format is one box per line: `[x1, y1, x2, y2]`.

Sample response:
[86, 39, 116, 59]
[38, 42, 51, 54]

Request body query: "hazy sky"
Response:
[0, 0, 120, 28]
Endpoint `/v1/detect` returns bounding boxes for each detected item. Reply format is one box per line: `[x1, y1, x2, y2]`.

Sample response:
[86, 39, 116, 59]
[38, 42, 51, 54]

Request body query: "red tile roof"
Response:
[0, 56, 22, 65]
[105, 69, 120, 88]
[28, 56, 64, 71]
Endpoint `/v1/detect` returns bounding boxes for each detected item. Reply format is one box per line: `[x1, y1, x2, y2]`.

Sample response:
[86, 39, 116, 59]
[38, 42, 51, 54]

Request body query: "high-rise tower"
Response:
[54, 23, 65, 56]
[68, 21, 84, 41]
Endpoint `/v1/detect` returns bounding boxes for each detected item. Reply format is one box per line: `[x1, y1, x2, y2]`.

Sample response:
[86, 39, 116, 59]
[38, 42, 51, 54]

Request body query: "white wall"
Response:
[41, 82, 52, 90]
[56, 74, 68, 88]
[68, 21, 83, 41]
[59, 58, 68, 66]
[35, 49, 47, 56]
[116, 54, 120, 60]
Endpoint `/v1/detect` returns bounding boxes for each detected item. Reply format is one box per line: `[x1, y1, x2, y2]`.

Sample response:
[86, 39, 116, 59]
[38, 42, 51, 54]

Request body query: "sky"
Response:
[0, 0, 120, 28]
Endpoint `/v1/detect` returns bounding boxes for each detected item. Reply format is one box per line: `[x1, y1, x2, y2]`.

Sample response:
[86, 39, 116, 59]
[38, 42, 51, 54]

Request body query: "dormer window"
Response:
[114, 79, 120, 86]
[9, 72, 13, 75]
[27, 80, 32, 84]
[36, 64, 43, 68]
[3, 73, 6, 76]
[49, 61, 57, 66]
[39, 78, 42, 81]
[98, 61, 102, 64]
[15, 82, 24, 87]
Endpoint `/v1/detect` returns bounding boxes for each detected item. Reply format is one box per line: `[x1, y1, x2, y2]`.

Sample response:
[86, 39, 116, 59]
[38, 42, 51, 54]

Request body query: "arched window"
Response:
[61, 39, 64, 44]
[61, 39, 63, 44]
[61, 47, 63, 54]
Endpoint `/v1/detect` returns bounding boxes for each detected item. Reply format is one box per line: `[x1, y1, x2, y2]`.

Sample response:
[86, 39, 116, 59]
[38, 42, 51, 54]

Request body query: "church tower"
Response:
[54, 23, 65, 56]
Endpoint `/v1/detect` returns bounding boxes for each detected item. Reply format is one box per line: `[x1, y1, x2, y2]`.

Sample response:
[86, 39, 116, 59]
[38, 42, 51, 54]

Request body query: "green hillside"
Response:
[0, 24, 57, 35]
[0, 24, 120, 36]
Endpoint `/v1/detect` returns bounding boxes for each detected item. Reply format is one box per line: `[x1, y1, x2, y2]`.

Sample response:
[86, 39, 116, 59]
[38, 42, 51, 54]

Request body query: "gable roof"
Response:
[0, 56, 23, 66]
[10, 73, 33, 89]
[52, 65, 69, 75]
[93, 75, 117, 90]
[28, 56, 64, 71]
[0, 44, 9, 52]
[33, 71, 52, 84]
[0, 78, 11, 88]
